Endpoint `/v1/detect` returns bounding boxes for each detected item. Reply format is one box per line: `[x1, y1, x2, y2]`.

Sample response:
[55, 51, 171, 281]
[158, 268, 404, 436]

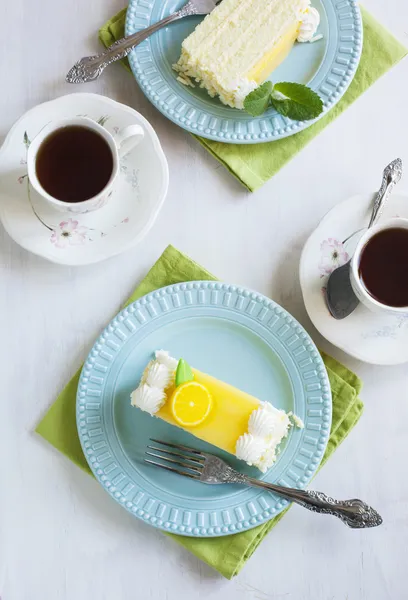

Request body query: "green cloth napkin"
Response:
[36, 245, 364, 579]
[99, 6, 406, 191]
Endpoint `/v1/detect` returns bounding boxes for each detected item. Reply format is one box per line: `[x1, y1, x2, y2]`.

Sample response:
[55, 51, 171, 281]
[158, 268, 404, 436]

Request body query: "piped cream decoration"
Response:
[131, 350, 177, 415]
[297, 6, 321, 42]
[235, 433, 266, 465]
[236, 401, 293, 473]
[130, 384, 166, 416]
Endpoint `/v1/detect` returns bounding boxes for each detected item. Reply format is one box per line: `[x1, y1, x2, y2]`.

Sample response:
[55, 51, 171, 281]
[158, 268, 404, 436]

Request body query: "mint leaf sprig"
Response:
[243, 81, 323, 121]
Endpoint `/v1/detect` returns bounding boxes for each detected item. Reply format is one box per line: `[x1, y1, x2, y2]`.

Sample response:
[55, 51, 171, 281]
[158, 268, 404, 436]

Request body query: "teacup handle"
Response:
[114, 125, 144, 158]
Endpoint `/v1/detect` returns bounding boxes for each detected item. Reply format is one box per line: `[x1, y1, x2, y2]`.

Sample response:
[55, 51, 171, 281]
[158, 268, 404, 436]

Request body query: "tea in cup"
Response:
[350, 218, 408, 315]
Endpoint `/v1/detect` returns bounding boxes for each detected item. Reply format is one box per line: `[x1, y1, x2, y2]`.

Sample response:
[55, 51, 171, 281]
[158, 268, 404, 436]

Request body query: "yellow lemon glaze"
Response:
[157, 369, 261, 456]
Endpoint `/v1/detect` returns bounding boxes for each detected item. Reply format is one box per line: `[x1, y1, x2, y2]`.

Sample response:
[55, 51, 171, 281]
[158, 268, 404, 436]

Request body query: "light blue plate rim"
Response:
[125, 0, 363, 144]
[77, 281, 332, 537]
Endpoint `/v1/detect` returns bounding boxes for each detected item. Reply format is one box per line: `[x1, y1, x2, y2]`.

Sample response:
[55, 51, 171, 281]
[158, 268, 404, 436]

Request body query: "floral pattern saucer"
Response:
[300, 192, 408, 365]
[0, 94, 168, 265]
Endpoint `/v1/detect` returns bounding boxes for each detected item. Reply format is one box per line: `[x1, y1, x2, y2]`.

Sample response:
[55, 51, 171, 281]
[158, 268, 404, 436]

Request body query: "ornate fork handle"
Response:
[66, 1, 198, 83]
[231, 474, 382, 529]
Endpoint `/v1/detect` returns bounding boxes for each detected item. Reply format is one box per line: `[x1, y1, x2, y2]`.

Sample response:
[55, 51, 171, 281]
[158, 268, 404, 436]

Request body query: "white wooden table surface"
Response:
[1, 1, 408, 598]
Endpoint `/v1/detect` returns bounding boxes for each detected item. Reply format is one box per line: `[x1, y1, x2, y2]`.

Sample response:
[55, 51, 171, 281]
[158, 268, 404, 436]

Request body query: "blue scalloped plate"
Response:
[77, 282, 332, 537]
[125, 0, 362, 144]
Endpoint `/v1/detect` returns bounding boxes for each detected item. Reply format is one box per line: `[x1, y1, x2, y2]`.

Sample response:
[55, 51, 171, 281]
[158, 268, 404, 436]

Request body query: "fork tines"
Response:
[145, 438, 205, 480]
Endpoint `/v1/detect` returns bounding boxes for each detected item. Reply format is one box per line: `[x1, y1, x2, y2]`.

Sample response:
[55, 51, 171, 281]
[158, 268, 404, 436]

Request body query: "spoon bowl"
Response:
[325, 260, 359, 319]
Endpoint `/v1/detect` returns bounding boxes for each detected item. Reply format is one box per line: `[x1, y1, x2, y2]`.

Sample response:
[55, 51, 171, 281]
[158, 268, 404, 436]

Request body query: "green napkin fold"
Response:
[36, 245, 364, 579]
[99, 6, 407, 191]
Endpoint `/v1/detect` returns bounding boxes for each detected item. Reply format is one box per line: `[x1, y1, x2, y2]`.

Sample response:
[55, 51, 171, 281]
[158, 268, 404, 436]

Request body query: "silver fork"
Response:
[66, 0, 219, 84]
[145, 439, 383, 529]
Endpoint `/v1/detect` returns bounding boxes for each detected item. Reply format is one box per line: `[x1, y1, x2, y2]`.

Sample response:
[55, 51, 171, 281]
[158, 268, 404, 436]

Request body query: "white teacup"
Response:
[350, 217, 408, 316]
[27, 116, 144, 214]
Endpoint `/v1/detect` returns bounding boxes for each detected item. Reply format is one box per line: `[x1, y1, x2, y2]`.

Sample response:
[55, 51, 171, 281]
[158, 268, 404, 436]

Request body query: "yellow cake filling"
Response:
[157, 368, 260, 455]
[247, 22, 300, 84]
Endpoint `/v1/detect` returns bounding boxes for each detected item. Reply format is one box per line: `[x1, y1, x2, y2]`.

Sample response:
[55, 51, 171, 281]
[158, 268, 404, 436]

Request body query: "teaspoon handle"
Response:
[95, 13, 183, 66]
[66, 4, 194, 83]
[368, 158, 403, 228]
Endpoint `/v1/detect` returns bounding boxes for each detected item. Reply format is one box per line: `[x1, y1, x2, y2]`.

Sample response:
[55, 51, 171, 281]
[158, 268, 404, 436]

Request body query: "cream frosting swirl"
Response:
[235, 433, 267, 466]
[144, 361, 173, 389]
[248, 402, 290, 439]
[155, 350, 178, 370]
[297, 7, 321, 43]
[130, 384, 166, 416]
[236, 402, 300, 473]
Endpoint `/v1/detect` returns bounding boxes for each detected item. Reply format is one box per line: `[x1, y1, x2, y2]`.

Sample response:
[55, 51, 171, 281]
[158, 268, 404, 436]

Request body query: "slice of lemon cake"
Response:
[131, 351, 303, 473]
[173, 0, 320, 108]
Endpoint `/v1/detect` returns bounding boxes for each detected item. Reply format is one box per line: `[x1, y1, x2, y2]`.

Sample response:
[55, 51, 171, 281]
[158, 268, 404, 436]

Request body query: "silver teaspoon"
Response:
[326, 158, 403, 320]
[66, 0, 219, 84]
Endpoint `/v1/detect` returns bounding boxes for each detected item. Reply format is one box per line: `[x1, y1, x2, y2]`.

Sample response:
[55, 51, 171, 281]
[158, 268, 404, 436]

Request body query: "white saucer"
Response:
[0, 93, 169, 265]
[300, 193, 408, 365]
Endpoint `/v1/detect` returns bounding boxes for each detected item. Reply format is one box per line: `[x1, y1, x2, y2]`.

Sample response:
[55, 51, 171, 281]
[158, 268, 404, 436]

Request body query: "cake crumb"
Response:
[176, 74, 195, 87]
[289, 412, 305, 428]
[310, 33, 324, 43]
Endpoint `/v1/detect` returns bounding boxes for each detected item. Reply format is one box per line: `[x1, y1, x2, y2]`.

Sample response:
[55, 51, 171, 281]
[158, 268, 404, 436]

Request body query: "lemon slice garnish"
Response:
[170, 381, 213, 427]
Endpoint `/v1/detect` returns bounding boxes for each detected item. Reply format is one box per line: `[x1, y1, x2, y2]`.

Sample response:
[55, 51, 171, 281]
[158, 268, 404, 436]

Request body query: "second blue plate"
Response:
[77, 282, 331, 537]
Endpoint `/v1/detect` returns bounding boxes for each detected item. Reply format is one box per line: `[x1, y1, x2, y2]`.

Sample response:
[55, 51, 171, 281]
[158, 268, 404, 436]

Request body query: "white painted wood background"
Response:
[1, 1, 408, 598]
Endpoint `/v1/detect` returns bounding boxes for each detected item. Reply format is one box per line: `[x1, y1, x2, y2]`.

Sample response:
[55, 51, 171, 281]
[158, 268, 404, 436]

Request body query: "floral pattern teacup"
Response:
[27, 116, 144, 214]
